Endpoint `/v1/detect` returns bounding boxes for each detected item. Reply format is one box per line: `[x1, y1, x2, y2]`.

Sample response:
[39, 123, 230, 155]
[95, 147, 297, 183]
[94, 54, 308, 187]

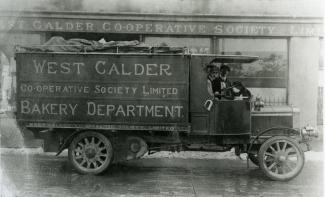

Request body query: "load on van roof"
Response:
[15, 36, 259, 64]
[15, 36, 186, 54]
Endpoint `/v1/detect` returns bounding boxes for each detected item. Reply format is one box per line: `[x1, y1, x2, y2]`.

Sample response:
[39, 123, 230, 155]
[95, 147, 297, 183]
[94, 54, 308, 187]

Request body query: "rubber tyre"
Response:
[258, 136, 305, 181]
[68, 131, 113, 174]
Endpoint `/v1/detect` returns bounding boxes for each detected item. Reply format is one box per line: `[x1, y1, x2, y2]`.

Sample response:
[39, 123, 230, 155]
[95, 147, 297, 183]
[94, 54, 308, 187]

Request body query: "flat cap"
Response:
[220, 64, 230, 72]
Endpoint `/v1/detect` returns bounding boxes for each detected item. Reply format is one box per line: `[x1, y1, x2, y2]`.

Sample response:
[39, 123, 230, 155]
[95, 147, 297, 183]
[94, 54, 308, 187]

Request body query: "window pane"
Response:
[219, 38, 288, 104]
[220, 38, 287, 78]
[145, 37, 211, 54]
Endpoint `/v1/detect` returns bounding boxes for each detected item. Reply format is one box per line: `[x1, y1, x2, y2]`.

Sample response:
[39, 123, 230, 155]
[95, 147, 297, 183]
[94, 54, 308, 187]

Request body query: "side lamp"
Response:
[254, 97, 264, 111]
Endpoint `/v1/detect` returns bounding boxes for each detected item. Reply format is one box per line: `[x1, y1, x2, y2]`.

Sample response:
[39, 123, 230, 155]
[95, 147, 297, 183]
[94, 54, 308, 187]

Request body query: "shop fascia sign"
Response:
[0, 17, 322, 37]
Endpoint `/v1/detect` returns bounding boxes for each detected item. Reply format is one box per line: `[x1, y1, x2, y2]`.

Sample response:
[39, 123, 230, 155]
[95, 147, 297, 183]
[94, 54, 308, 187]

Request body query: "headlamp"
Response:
[301, 126, 318, 138]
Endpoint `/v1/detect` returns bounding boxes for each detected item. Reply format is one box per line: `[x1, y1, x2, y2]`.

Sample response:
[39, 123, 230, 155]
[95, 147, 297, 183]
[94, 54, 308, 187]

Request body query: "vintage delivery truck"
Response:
[14, 45, 317, 181]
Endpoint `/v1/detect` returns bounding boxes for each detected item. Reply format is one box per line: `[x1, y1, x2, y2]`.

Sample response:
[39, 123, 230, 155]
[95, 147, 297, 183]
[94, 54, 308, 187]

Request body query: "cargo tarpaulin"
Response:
[16, 36, 185, 53]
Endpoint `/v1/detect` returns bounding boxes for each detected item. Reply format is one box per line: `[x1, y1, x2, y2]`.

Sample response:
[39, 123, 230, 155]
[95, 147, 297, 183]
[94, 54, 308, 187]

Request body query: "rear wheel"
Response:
[258, 136, 304, 181]
[68, 131, 113, 174]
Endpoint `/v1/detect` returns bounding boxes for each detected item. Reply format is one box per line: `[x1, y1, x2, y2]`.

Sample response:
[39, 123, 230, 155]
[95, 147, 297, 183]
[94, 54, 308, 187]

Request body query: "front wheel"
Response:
[258, 136, 305, 181]
[68, 131, 113, 174]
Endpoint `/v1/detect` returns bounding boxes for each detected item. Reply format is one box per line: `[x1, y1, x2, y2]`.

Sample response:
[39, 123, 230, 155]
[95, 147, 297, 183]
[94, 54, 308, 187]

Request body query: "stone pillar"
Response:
[0, 33, 43, 110]
[8, 56, 16, 109]
[0, 51, 10, 110]
[288, 37, 320, 127]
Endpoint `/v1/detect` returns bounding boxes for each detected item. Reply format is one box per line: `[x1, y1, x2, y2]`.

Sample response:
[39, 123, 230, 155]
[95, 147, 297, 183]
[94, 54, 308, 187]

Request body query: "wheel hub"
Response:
[85, 147, 97, 159]
[130, 142, 141, 153]
[278, 155, 286, 162]
[275, 151, 287, 163]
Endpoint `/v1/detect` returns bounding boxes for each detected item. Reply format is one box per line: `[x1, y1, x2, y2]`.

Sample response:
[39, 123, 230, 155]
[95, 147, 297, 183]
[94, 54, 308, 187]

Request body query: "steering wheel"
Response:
[214, 89, 235, 100]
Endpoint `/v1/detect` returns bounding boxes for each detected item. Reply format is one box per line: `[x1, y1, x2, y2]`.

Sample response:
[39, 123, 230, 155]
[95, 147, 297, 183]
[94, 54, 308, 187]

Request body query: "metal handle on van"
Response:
[204, 99, 214, 111]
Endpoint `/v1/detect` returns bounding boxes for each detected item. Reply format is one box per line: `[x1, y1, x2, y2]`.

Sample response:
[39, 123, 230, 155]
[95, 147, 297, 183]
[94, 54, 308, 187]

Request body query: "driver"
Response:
[212, 64, 232, 99]
[232, 81, 252, 100]
[219, 64, 232, 91]
[207, 63, 251, 100]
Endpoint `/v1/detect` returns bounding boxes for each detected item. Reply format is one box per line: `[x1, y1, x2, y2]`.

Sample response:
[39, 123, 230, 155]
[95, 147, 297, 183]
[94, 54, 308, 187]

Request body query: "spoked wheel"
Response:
[258, 136, 304, 181]
[68, 131, 113, 174]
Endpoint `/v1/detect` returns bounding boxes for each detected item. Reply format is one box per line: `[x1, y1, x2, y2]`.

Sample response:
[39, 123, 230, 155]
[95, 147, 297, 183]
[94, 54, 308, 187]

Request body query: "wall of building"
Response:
[289, 37, 320, 126]
[0, 33, 43, 109]
[0, 0, 323, 17]
[0, 0, 323, 127]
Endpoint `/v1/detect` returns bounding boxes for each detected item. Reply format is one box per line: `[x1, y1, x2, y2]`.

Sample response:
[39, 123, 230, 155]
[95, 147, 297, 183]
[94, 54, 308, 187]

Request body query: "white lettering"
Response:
[108, 63, 120, 75]
[21, 100, 30, 114]
[33, 20, 42, 30]
[73, 62, 84, 74]
[86, 23, 94, 31]
[47, 62, 57, 74]
[85, 103, 183, 118]
[135, 64, 144, 75]
[160, 64, 172, 76]
[87, 102, 96, 116]
[146, 64, 158, 76]
[95, 61, 106, 74]
[33, 60, 46, 73]
[214, 25, 223, 34]
[102, 22, 111, 31]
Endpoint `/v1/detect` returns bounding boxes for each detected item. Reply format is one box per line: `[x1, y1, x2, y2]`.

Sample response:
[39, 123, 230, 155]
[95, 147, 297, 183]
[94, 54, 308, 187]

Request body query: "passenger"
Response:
[213, 64, 232, 99]
[207, 63, 250, 100]
[206, 64, 220, 97]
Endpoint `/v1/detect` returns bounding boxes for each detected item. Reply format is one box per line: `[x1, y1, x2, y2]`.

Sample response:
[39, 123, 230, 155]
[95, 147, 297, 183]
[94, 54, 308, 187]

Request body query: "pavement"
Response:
[0, 113, 323, 196]
[0, 149, 323, 197]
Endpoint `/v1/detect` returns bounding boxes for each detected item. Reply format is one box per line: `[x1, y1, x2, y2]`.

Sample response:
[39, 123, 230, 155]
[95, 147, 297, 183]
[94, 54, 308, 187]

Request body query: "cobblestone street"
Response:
[0, 152, 323, 197]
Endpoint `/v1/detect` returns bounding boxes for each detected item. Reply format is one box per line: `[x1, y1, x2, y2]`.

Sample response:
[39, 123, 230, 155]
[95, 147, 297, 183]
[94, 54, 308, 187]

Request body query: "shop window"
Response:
[217, 38, 288, 105]
[144, 36, 211, 54]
